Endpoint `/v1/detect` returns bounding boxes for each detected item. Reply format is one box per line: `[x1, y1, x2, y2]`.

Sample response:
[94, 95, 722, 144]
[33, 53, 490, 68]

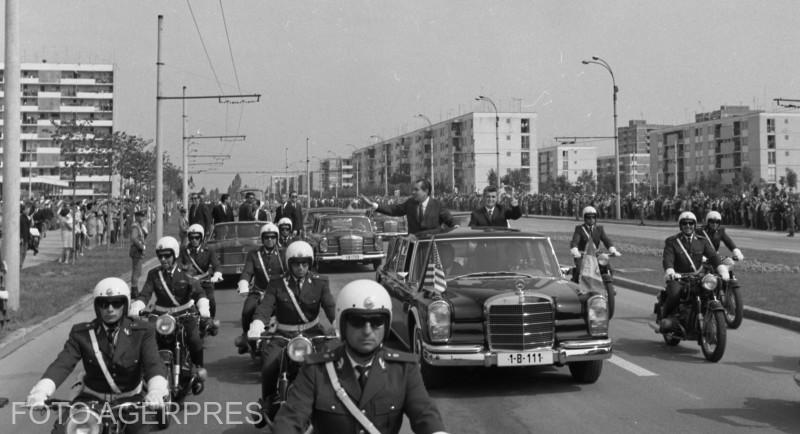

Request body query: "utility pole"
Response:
[181, 86, 187, 210]
[2, 0, 21, 310]
[285, 147, 289, 195]
[155, 14, 164, 239]
[306, 138, 311, 209]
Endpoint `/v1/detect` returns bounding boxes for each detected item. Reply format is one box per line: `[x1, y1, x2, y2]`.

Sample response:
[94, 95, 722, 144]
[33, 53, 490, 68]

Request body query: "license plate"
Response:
[342, 254, 363, 260]
[497, 350, 553, 367]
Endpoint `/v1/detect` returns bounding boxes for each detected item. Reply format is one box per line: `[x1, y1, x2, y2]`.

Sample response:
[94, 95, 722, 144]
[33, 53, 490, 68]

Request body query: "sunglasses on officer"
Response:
[679, 220, 696, 227]
[707, 219, 721, 225]
[96, 299, 126, 310]
[157, 253, 174, 260]
[188, 234, 202, 241]
[261, 234, 278, 240]
[346, 315, 386, 329]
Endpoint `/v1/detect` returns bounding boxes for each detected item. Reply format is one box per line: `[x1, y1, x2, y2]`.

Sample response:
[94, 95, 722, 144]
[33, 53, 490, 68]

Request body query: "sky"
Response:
[4, 0, 800, 191]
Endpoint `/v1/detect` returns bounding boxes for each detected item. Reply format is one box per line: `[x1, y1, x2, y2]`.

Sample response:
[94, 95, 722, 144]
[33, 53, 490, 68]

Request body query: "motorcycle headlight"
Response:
[597, 253, 609, 266]
[587, 295, 609, 336]
[701, 274, 718, 291]
[287, 336, 313, 362]
[155, 314, 176, 335]
[427, 300, 451, 343]
[375, 235, 383, 250]
[319, 237, 328, 253]
[66, 405, 102, 434]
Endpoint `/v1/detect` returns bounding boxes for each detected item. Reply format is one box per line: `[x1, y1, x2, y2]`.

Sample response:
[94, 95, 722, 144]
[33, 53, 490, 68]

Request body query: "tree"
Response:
[575, 170, 596, 194]
[486, 169, 497, 188]
[53, 118, 100, 200]
[786, 168, 798, 192]
[555, 175, 570, 194]
[501, 169, 531, 193]
[741, 166, 754, 186]
[228, 174, 243, 199]
[598, 173, 615, 194]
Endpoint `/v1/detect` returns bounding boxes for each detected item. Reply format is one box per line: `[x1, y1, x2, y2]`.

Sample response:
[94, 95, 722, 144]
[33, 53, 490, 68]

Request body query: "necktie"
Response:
[417, 203, 424, 223]
[355, 365, 369, 390]
[106, 326, 118, 352]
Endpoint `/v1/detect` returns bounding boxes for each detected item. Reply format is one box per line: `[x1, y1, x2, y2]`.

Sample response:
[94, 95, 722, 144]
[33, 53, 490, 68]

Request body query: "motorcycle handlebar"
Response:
[29, 399, 162, 411]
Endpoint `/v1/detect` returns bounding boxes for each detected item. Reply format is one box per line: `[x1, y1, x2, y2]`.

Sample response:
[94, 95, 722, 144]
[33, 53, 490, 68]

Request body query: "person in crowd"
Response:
[272, 279, 448, 434]
[189, 193, 213, 235]
[213, 193, 235, 224]
[361, 179, 454, 235]
[19, 202, 32, 268]
[129, 210, 148, 298]
[274, 192, 304, 236]
[239, 192, 257, 222]
[58, 206, 74, 264]
[26, 277, 168, 434]
[468, 186, 521, 227]
[178, 207, 190, 247]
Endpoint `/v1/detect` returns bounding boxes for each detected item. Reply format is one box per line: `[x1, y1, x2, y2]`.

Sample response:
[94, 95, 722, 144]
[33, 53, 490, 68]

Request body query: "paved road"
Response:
[2, 219, 799, 433]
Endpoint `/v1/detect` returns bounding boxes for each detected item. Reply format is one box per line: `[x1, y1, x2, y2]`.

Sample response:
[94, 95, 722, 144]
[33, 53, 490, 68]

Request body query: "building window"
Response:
[768, 166, 776, 182]
[506, 135, 511, 141]
[768, 150, 776, 165]
[733, 121, 741, 136]
[767, 118, 775, 133]
[768, 135, 776, 149]
[562, 161, 568, 170]
[521, 136, 530, 149]
[521, 118, 530, 133]
[521, 152, 529, 166]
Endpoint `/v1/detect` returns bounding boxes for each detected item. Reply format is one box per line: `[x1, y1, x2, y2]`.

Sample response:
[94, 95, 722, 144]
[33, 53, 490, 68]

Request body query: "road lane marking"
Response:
[608, 355, 658, 377]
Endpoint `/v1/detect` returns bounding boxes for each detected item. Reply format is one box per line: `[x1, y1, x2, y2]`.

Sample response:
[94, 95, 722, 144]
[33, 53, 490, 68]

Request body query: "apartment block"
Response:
[537, 145, 597, 185]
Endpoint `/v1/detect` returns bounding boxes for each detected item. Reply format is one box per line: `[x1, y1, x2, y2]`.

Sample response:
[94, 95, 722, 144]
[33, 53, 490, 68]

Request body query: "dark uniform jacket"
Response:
[179, 245, 221, 280]
[662, 233, 722, 273]
[696, 226, 737, 253]
[252, 273, 335, 327]
[212, 203, 234, 224]
[274, 201, 304, 232]
[239, 247, 285, 291]
[41, 317, 165, 394]
[129, 222, 147, 259]
[238, 202, 256, 221]
[468, 203, 521, 227]
[377, 197, 454, 235]
[570, 224, 614, 252]
[273, 345, 446, 434]
[137, 265, 206, 308]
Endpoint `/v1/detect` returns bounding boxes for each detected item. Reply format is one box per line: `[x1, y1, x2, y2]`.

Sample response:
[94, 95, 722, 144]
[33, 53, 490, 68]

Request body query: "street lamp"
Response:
[582, 56, 620, 219]
[475, 96, 500, 188]
[370, 135, 389, 197]
[414, 114, 435, 197]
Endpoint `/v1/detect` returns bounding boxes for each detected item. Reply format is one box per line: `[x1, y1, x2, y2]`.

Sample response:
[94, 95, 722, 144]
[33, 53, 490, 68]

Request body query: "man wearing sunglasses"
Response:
[27, 278, 168, 433]
[698, 211, 744, 260]
[273, 279, 447, 434]
[130, 236, 211, 376]
[276, 217, 295, 247]
[274, 192, 304, 237]
[569, 206, 620, 282]
[236, 223, 286, 354]
[660, 211, 728, 332]
[247, 240, 336, 426]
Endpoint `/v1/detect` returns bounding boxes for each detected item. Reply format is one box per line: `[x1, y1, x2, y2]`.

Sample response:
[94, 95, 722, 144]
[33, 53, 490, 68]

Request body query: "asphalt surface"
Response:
[1, 217, 799, 433]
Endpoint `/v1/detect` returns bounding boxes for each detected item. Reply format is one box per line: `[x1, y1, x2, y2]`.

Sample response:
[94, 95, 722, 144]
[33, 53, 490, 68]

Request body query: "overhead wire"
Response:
[217, 0, 246, 158]
[186, 0, 224, 94]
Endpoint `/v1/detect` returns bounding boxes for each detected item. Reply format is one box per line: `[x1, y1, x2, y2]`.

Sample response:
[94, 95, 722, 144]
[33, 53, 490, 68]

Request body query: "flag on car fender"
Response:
[579, 240, 605, 294]
[425, 241, 447, 293]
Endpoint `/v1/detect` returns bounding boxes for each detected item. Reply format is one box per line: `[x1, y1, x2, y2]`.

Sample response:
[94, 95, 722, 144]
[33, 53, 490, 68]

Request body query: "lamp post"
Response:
[414, 114, 435, 197]
[370, 135, 389, 197]
[582, 56, 620, 220]
[475, 96, 500, 188]
[306, 138, 310, 209]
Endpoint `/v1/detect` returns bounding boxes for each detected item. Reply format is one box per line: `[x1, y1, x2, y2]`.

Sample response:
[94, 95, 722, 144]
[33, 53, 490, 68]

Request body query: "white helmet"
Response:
[285, 240, 314, 268]
[260, 222, 279, 238]
[334, 279, 392, 336]
[278, 217, 293, 231]
[705, 211, 722, 223]
[187, 223, 205, 240]
[678, 211, 697, 225]
[155, 236, 180, 259]
[582, 206, 598, 218]
[92, 277, 131, 312]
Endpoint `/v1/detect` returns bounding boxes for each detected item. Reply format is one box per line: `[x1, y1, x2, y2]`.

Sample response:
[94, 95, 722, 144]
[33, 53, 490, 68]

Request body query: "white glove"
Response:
[210, 272, 223, 283]
[26, 378, 56, 408]
[196, 298, 211, 318]
[237, 280, 250, 296]
[732, 248, 744, 262]
[129, 300, 146, 318]
[144, 375, 168, 407]
[609, 246, 621, 257]
[570, 247, 581, 258]
[664, 268, 676, 281]
[0, 290, 8, 300]
[717, 264, 730, 281]
[247, 319, 266, 339]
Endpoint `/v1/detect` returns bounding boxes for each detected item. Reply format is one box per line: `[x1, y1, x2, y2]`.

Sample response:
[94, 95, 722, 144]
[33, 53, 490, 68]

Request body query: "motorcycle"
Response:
[251, 333, 339, 429]
[29, 398, 153, 434]
[141, 306, 207, 429]
[186, 273, 220, 338]
[571, 250, 617, 319]
[716, 257, 743, 329]
[650, 270, 728, 362]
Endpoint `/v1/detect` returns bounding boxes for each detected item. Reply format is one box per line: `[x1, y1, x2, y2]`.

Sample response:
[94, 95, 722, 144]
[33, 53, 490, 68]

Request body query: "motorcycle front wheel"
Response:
[722, 283, 743, 329]
[699, 310, 727, 362]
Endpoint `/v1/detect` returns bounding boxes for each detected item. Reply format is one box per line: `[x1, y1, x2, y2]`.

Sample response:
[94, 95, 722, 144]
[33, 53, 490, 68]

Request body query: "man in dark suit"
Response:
[238, 192, 256, 221]
[189, 193, 213, 234]
[468, 186, 522, 227]
[212, 193, 234, 224]
[274, 192, 304, 236]
[361, 179, 454, 235]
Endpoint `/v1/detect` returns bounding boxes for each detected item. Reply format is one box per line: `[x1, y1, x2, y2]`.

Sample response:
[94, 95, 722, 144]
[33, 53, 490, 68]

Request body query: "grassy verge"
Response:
[1, 226, 163, 338]
[551, 232, 800, 317]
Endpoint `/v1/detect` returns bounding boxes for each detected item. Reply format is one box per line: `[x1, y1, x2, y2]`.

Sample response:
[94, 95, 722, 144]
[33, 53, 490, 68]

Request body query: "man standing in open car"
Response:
[272, 279, 448, 434]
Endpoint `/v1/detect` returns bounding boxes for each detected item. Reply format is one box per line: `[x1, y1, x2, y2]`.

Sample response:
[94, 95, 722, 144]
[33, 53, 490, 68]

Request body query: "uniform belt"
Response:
[153, 301, 194, 314]
[276, 317, 319, 332]
[82, 382, 142, 401]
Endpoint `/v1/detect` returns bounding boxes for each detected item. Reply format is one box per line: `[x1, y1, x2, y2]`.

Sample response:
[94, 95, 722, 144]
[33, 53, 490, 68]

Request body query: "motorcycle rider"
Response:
[26, 277, 168, 433]
[698, 211, 745, 261]
[236, 222, 286, 354]
[277, 217, 295, 247]
[660, 211, 730, 331]
[272, 279, 448, 434]
[569, 206, 621, 282]
[247, 240, 336, 425]
[130, 236, 211, 375]
[179, 224, 223, 325]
